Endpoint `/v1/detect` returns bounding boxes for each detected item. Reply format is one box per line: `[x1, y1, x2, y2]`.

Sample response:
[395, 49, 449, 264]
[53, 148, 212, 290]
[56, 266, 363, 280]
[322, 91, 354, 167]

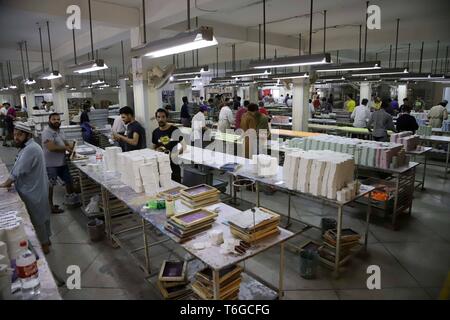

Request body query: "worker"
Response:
[3, 103, 16, 147]
[309, 99, 315, 118]
[241, 103, 270, 158]
[41, 100, 48, 111]
[0, 103, 7, 143]
[321, 97, 333, 113]
[233, 96, 242, 110]
[391, 97, 400, 114]
[113, 106, 146, 151]
[80, 103, 95, 144]
[180, 96, 191, 127]
[152, 108, 185, 182]
[351, 98, 371, 128]
[428, 100, 449, 128]
[414, 97, 425, 112]
[286, 95, 293, 107]
[400, 98, 409, 113]
[372, 97, 382, 111]
[396, 105, 419, 134]
[0, 122, 52, 254]
[367, 99, 396, 142]
[218, 102, 234, 133]
[313, 95, 321, 109]
[42, 113, 79, 214]
[258, 101, 269, 116]
[345, 94, 356, 113]
[235, 100, 249, 130]
[191, 105, 208, 146]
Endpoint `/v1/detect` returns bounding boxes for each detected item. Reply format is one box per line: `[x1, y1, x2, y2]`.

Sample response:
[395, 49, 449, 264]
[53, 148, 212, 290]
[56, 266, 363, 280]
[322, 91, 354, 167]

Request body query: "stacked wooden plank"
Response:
[319, 229, 361, 267]
[157, 261, 192, 300]
[228, 207, 280, 244]
[165, 208, 218, 243]
[180, 185, 220, 209]
[191, 265, 243, 300]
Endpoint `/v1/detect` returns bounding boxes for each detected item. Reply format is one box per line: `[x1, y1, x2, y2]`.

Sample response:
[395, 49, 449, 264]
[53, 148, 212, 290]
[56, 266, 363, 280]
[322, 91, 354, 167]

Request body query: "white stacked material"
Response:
[89, 109, 109, 128]
[272, 115, 290, 124]
[115, 149, 174, 194]
[252, 154, 278, 177]
[417, 125, 432, 137]
[60, 125, 83, 143]
[104, 146, 122, 172]
[283, 150, 356, 201]
[0, 211, 26, 260]
[442, 120, 450, 132]
[302, 135, 406, 169]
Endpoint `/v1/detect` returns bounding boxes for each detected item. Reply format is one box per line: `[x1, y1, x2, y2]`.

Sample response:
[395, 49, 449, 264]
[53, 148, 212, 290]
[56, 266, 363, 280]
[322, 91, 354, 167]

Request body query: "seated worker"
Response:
[152, 108, 185, 183]
[113, 106, 147, 151]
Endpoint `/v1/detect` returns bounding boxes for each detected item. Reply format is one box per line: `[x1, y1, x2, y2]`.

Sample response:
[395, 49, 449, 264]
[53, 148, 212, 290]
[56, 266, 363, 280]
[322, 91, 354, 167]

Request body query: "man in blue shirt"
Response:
[180, 96, 191, 127]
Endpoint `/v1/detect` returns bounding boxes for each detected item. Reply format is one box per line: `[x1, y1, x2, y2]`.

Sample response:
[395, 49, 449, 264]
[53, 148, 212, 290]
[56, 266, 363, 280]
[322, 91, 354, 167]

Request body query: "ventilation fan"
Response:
[147, 64, 176, 89]
[281, 79, 293, 90]
[53, 77, 68, 91]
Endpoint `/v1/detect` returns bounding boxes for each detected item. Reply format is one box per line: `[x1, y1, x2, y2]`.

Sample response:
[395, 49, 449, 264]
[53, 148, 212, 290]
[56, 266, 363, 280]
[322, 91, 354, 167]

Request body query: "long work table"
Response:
[178, 146, 375, 277]
[71, 147, 295, 300]
[0, 160, 61, 300]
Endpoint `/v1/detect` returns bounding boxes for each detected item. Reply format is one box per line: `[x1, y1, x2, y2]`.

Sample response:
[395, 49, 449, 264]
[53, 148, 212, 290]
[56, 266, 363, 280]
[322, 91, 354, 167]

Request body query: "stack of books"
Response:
[180, 184, 221, 209]
[165, 208, 218, 243]
[228, 207, 280, 244]
[157, 261, 192, 300]
[191, 265, 243, 300]
[319, 229, 361, 267]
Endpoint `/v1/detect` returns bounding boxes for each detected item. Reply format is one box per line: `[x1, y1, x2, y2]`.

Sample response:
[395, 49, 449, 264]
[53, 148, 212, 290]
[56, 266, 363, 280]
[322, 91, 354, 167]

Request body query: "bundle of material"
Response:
[103, 146, 122, 172]
[442, 120, 450, 132]
[390, 132, 419, 152]
[228, 207, 280, 244]
[191, 265, 243, 300]
[417, 125, 432, 137]
[165, 208, 218, 243]
[251, 154, 278, 177]
[283, 150, 357, 201]
[271, 115, 290, 124]
[319, 228, 361, 267]
[157, 260, 191, 300]
[180, 185, 220, 209]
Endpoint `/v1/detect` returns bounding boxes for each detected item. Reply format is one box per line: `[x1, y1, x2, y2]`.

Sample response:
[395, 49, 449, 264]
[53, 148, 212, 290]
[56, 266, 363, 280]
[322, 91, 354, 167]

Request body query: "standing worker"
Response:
[351, 98, 371, 128]
[0, 122, 52, 254]
[345, 94, 356, 113]
[218, 102, 234, 133]
[42, 113, 79, 214]
[367, 99, 396, 141]
[3, 103, 16, 147]
[428, 100, 448, 128]
[396, 105, 419, 134]
[180, 96, 191, 127]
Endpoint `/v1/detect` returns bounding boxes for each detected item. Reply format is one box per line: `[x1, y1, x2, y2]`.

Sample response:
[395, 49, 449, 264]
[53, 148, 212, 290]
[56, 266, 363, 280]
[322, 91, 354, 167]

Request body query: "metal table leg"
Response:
[364, 191, 372, 252]
[142, 218, 150, 275]
[421, 152, 427, 190]
[283, 193, 292, 229]
[446, 142, 450, 179]
[279, 242, 285, 299]
[256, 181, 260, 207]
[334, 205, 343, 278]
[101, 186, 112, 241]
[213, 269, 220, 300]
[392, 174, 400, 230]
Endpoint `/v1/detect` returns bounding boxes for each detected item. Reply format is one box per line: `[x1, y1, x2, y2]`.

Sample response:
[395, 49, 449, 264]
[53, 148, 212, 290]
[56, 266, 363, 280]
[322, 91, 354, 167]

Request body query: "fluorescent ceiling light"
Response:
[99, 83, 110, 88]
[9, 85, 17, 89]
[40, 71, 62, 80]
[24, 78, 36, 85]
[249, 53, 331, 69]
[131, 27, 218, 59]
[271, 72, 309, 80]
[118, 75, 129, 81]
[399, 73, 446, 81]
[69, 87, 77, 91]
[227, 69, 271, 78]
[351, 68, 408, 77]
[70, 60, 108, 74]
[314, 61, 380, 73]
[172, 74, 201, 81]
[92, 79, 105, 86]
[172, 65, 209, 76]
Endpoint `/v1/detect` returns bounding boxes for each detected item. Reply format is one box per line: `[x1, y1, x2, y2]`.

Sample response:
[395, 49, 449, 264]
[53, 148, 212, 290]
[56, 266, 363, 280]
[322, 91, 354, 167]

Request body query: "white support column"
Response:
[292, 79, 310, 131]
[249, 85, 259, 103]
[360, 81, 372, 102]
[25, 88, 35, 117]
[118, 79, 128, 107]
[51, 80, 69, 125]
[397, 84, 408, 103]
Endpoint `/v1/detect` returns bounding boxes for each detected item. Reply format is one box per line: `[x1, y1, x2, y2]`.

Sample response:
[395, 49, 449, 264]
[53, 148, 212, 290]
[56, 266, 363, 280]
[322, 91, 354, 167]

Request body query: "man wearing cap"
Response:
[428, 100, 449, 128]
[0, 122, 52, 254]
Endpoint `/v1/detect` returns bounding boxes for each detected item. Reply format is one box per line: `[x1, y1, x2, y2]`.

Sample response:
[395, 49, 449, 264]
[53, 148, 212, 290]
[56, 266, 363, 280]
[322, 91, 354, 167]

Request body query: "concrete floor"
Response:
[1, 144, 449, 300]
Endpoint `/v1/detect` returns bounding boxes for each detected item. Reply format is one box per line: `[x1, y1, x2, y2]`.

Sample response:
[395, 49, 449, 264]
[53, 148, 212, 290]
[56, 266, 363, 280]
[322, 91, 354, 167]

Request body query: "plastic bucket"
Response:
[299, 250, 319, 279]
[321, 218, 337, 235]
[87, 219, 105, 242]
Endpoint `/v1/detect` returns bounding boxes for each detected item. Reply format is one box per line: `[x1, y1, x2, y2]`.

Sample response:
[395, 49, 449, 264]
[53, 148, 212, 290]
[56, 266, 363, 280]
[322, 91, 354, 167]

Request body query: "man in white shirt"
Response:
[112, 115, 126, 134]
[286, 96, 293, 108]
[351, 98, 371, 128]
[218, 103, 234, 133]
[192, 105, 207, 143]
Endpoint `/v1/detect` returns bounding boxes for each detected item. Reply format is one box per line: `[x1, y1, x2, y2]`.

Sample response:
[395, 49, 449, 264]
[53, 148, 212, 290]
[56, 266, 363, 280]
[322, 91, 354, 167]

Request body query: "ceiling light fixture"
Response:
[39, 21, 62, 81]
[131, 27, 218, 59]
[351, 68, 408, 77]
[172, 65, 209, 76]
[399, 73, 446, 81]
[227, 69, 271, 78]
[271, 72, 309, 80]
[249, 53, 331, 69]
[314, 61, 381, 73]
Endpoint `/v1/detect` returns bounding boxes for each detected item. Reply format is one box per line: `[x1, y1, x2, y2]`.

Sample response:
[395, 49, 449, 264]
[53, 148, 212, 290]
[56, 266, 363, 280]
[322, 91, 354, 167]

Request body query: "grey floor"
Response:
[1, 145, 449, 300]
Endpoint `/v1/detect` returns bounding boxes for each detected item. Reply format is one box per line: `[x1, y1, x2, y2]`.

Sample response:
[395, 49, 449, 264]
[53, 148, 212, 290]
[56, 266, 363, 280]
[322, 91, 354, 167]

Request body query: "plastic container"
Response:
[16, 241, 40, 299]
[87, 219, 105, 242]
[165, 197, 175, 217]
[299, 250, 319, 279]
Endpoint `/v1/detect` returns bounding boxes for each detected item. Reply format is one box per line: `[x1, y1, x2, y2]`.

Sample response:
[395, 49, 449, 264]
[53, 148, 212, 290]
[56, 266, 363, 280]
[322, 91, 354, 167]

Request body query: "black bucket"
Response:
[87, 219, 105, 242]
[321, 218, 337, 235]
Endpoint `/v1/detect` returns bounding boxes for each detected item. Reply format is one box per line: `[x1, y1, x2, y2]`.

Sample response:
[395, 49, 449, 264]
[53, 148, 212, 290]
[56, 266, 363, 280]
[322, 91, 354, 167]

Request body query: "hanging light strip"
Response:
[172, 65, 209, 76]
[270, 72, 309, 80]
[314, 61, 380, 73]
[249, 53, 331, 69]
[351, 68, 408, 77]
[227, 69, 271, 78]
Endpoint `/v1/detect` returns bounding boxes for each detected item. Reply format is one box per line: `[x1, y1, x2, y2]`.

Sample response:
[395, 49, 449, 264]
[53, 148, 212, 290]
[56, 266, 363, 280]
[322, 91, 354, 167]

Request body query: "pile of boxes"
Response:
[283, 150, 357, 201]
[105, 148, 173, 194]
